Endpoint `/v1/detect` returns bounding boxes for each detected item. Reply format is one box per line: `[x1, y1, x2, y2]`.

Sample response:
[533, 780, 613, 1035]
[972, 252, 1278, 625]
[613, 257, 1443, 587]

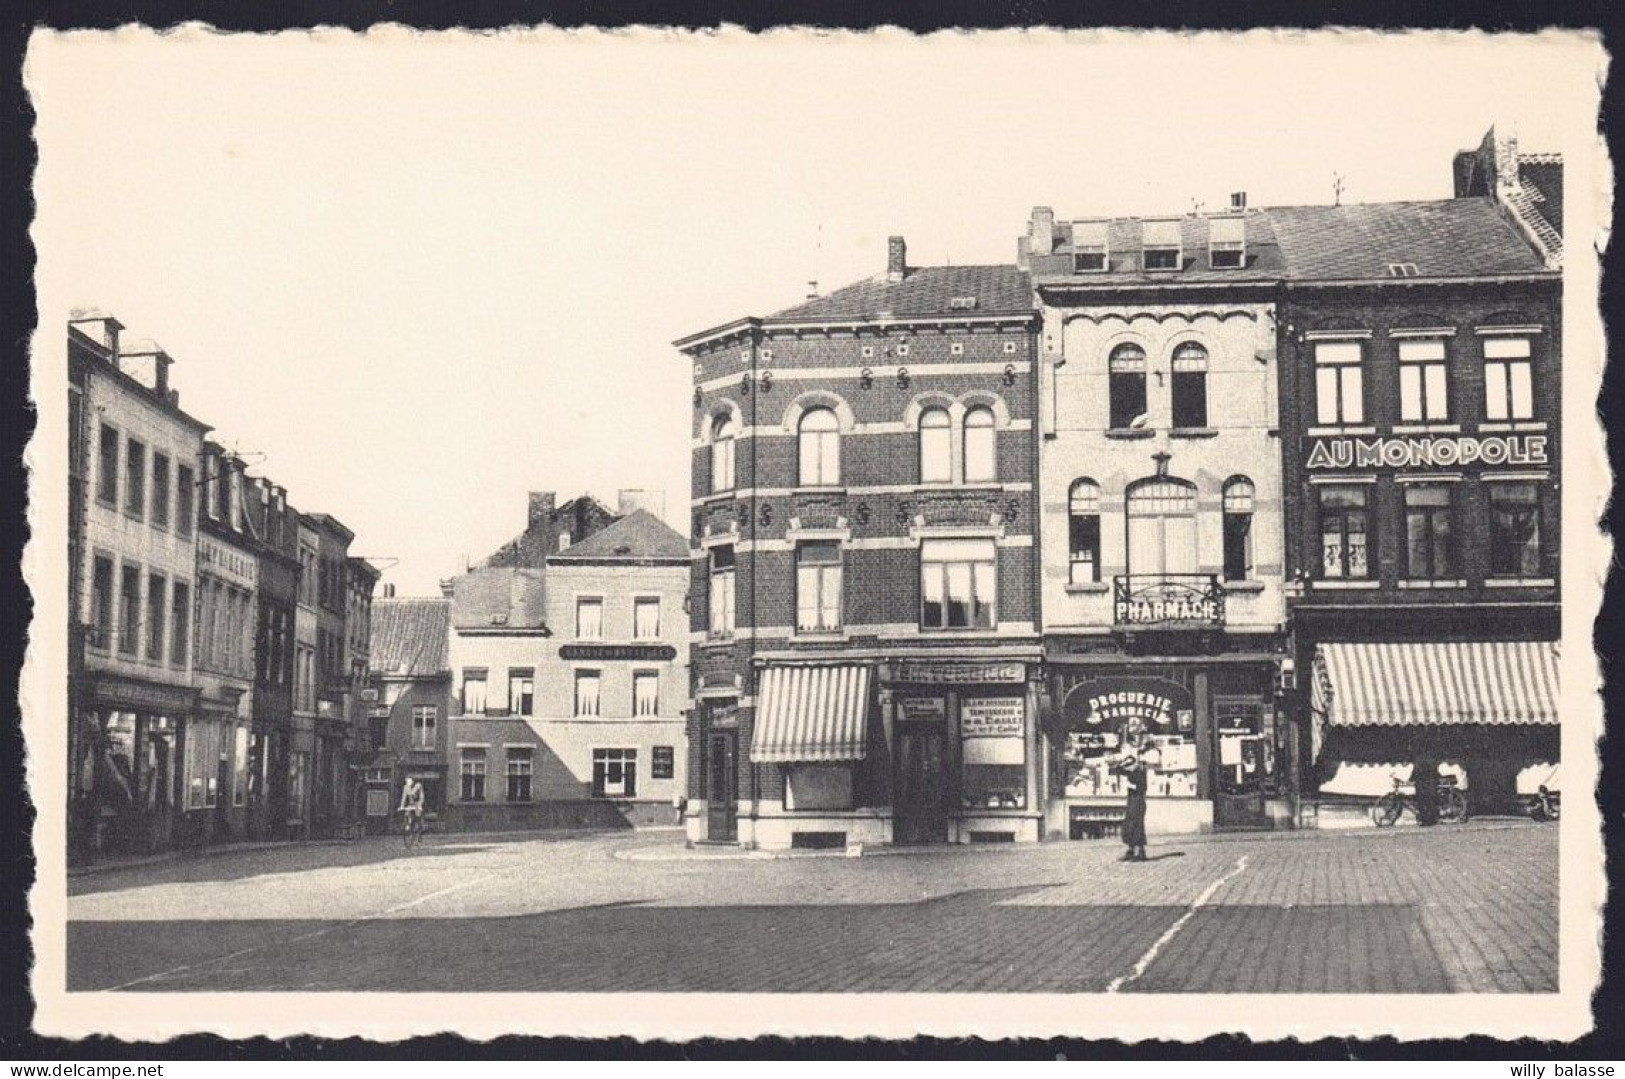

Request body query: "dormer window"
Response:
[1387, 263, 1420, 278]
[1208, 216, 1246, 269]
[947, 296, 978, 311]
[1142, 220, 1182, 271]
[1072, 220, 1109, 273]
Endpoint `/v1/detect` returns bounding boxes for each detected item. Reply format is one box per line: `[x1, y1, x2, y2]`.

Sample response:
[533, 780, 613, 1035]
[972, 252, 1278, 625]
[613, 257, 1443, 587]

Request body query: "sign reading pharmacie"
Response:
[1064, 677, 1194, 733]
[1306, 433, 1548, 471]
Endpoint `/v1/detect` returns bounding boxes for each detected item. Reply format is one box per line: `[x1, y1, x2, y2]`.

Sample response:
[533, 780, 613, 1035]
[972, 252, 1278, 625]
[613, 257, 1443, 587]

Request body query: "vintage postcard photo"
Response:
[21, 26, 1609, 1042]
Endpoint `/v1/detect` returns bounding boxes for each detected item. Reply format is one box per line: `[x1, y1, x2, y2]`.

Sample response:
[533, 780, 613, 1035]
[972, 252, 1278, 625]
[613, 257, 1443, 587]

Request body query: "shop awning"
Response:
[750, 664, 873, 763]
[1313, 642, 1558, 727]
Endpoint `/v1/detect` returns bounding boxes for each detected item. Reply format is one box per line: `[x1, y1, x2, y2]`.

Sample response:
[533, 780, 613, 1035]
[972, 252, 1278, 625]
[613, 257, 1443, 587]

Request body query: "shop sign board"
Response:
[960, 697, 1025, 738]
[1066, 678, 1193, 732]
[1306, 433, 1548, 471]
[896, 660, 1025, 684]
[559, 644, 677, 662]
[898, 697, 947, 723]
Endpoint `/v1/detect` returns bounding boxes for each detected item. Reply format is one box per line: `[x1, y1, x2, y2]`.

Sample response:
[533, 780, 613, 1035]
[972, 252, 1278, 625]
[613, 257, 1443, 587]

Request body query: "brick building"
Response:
[1020, 203, 1293, 837]
[1272, 192, 1562, 815]
[675, 238, 1044, 849]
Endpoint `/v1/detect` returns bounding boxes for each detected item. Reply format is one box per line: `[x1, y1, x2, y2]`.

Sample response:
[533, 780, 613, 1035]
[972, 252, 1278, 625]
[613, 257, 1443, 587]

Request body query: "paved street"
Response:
[65, 821, 1557, 993]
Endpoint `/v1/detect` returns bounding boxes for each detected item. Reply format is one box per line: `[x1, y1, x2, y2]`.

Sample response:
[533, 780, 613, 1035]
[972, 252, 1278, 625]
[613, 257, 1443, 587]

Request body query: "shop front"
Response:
[1044, 654, 1288, 838]
[70, 675, 196, 857]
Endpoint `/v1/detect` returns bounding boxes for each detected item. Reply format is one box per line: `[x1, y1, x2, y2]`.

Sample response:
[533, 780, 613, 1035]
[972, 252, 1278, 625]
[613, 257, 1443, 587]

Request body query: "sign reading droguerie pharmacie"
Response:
[960, 697, 1025, 738]
[1067, 678, 1193, 732]
[1306, 434, 1548, 471]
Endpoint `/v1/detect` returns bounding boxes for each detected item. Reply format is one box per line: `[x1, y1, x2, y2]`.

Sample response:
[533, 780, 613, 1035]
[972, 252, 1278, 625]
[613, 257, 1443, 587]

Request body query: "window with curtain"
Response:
[633, 671, 660, 716]
[508, 668, 534, 716]
[798, 407, 840, 486]
[633, 597, 660, 639]
[710, 414, 737, 492]
[1399, 339, 1450, 422]
[1170, 342, 1209, 429]
[574, 669, 601, 716]
[1483, 337, 1534, 421]
[708, 545, 735, 636]
[1068, 480, 1101, 585]
[505, 748, 533, 802]
[920, 538, 997, 629]
[461, 669, 487, 715]
[1313, 341, 1365, 425]
[1108, 344, 1148, 430]
[1125, 479, 1197, 577]
[1317, 484, 1370, 578]
[918, 407, 952, 483]
[1488, 483, 1542, 578]
[1222, 478, 1255, 582]
[1404, 485, 1456, 580]
[575, 596, 603, 639]
[795, 540, 843, 631]
[459, 748, 487, 802]
[962, 406, 996, 483]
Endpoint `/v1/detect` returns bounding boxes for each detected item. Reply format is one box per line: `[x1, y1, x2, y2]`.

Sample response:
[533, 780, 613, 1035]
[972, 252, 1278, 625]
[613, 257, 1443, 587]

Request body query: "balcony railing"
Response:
[1112, 574, 1225, 627]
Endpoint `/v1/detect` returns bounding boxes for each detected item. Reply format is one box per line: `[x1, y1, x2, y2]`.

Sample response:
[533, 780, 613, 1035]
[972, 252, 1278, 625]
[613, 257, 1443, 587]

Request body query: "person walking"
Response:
[1116, 732, 1150, 862]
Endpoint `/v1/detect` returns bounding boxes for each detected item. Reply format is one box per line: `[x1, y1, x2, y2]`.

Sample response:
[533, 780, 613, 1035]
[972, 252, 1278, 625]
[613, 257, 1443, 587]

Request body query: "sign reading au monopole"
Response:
[1306, 434, 1547, 470]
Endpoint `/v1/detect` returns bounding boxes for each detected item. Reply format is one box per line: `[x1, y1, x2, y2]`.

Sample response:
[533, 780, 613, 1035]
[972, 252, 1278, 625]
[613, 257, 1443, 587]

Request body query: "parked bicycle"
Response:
[1529, 784, 1561, 822]
[1370, 773, 1468, 826]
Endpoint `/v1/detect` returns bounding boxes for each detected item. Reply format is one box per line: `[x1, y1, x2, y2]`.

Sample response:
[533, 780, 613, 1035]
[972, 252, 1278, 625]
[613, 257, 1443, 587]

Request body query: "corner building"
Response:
[1021, 206, 1291, 837]
[677, 238, 1044, 849]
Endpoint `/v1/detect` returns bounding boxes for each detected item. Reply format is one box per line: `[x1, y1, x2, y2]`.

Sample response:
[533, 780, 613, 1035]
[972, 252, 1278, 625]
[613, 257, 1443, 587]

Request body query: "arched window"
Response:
[1170, 342, 1209, 429]
[918, 407, 952, 483]
[1125, 478, 1197, 578]
[1068, 479, 1102, 584]
[710, 414, 737, 493]
[797, 407, 840, 486]
[962, 406, 996, 483]
[1108, 344, 1148, 430]
[1222, 477, 1255, 582]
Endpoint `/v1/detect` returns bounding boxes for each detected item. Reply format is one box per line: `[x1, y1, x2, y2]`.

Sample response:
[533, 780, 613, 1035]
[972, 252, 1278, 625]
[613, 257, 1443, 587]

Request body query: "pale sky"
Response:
[28, 27, 1601, 595]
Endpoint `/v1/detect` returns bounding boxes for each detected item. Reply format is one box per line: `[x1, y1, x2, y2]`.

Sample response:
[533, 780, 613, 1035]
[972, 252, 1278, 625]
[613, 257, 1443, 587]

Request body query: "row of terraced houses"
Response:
[675, 127, 1564, 848]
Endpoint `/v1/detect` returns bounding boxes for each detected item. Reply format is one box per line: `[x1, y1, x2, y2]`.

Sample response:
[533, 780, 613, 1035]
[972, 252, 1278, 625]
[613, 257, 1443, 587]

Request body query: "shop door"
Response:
[1213, 698, 1274, 829]
[895, 725, 947, 844]
[706, 731, 737, 842]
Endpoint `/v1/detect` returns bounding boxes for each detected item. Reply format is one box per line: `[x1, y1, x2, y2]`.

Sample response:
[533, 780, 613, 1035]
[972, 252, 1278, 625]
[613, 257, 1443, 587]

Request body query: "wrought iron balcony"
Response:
[1112, 574, 1225, 627]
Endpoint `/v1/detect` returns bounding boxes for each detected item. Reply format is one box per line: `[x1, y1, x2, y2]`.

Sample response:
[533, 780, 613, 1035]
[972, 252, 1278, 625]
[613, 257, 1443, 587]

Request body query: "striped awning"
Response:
[1314, 642, 1558, 727]
[750, 664, 873, 763]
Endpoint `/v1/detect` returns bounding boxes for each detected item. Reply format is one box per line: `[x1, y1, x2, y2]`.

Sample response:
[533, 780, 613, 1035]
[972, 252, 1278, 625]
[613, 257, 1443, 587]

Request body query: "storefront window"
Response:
[960, 696, 1026, 809]
[785, 764, 853, 811]
[1062, 682, 1199, 799]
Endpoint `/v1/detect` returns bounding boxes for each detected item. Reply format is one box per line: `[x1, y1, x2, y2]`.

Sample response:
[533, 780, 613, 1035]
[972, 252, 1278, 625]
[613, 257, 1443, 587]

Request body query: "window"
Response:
[1399, 340, 1450, 422]
[1222, 478, 1255, 582]
[1068, 480, 1101, 585]
[90, 556, 113, 649]
[592, 748, 637, 798]
[708, 545, 735, 636]
[795, 540, 843, 631]
[1314, 342, 1365, 425]
[505, 748, 533, 802]
[918, 408, 952, 483]
[170, 581, 190, 666]
[508, 668, 535, 716]
[920, 538, 997, 630]
[1318, 485, 1371, 579]
[186, 718, 224, 809]
[145, 573, 166, 662]
[710, 414, 737, 492]
[459, 748, 487, 802]
[175, 465, 194, 536]
[1209, 216, 1245, 269]
[1489, 483, 1543, 578]
[97, 424, 118, 504]
[1126, 479, 1198, 577]
[785, 764, 855, 810]
[1484, 337, 1535, 421]
[633, 597, 660, 639]
[798, 407, 840, 486]
[576, 596, 603, 639]
[124, 438, 146, 519]
[651, 745, 676, 780]
[633, 671, 660, 716]
[1072, 219, 1108, 273]
[962, 406, 996, 483]
[412, 705, 437, 749]
[151, 453, 171, 529]
[1108, 344, 1148, 429]
[1170, 342, 1209, 429]
[574, 669, 601, 716]
[118, 564, 141, 655]
[1142, 219, 1182, 270]
[1404, 485, 1456, 580]
[461, 669, 488, 715]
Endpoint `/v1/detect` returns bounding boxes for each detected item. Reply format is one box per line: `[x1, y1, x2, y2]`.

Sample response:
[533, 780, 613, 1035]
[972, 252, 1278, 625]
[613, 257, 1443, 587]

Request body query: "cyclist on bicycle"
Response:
[399, 775, 425, 833]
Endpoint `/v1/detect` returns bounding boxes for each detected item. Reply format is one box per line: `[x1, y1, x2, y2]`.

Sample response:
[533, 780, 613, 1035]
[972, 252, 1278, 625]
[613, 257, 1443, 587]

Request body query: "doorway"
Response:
[894, 723, 947, 844]
[706, 730, 737, 842]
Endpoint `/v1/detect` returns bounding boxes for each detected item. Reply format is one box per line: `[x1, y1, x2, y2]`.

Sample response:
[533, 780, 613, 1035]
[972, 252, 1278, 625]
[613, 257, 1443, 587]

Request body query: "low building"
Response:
[363, 591, 452, 833]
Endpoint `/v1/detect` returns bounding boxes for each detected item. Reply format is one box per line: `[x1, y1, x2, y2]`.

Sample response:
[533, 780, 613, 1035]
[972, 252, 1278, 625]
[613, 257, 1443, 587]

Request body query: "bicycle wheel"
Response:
[1440, 789, 1468, 824]
[1371, 794, 1403, 827]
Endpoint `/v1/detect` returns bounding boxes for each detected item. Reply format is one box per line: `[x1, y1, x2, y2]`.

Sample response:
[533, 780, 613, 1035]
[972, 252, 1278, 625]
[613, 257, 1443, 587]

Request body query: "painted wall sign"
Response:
[558, 644, 677, 662]
[1306, 434, 1548, 470]
[898, 697, 947, 723]
[895, 660, 1026, 684]
[1063, 677, 1194, 733]
[960, 697, 1026, 737]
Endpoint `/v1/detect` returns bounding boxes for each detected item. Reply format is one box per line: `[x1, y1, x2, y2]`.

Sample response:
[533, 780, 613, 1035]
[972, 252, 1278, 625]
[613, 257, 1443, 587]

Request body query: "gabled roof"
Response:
[547, 509, 689, 564]
[480, 493, 619, 569]
[371, 597, 450, 677]
[451, 567, 548, 631]
[1266, 198, 1549, 281]
[768, 264, 1033, 322]
[1038, 211, 1285, 283]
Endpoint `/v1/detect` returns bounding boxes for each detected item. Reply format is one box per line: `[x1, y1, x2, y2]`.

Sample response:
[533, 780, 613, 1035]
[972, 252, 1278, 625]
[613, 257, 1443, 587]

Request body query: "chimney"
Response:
[617, 489, 665, 519]
[1029, 207, 1055, 256]
[154, 351, 172, 396]
[527, 491, 555, 533]
[887, 236, 907, 283]
[1494, 127, 1521, 193]
[383, 582, 397, 599]
[1230, 191, 1247, 211]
